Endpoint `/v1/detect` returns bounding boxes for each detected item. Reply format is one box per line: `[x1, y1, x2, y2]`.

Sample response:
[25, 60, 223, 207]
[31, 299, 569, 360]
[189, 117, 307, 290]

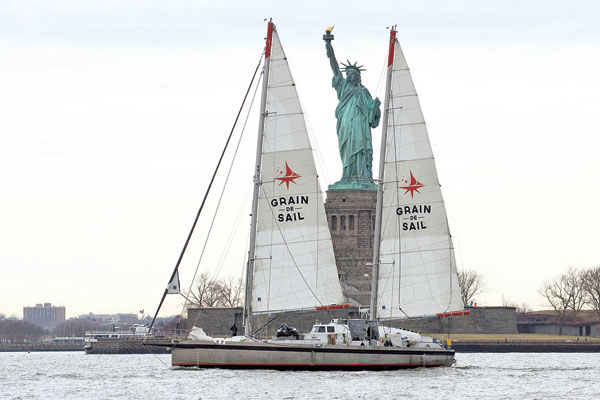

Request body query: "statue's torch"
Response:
[323, 25, 335, 42]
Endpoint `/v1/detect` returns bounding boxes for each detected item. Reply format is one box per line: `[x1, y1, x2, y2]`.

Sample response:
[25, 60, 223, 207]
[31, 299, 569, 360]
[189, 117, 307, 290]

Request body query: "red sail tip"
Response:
[436, 310, 471, 318]
[265, 22, 274, 59]
[387, 29, 396, 67]
[316, 304, 350, 311]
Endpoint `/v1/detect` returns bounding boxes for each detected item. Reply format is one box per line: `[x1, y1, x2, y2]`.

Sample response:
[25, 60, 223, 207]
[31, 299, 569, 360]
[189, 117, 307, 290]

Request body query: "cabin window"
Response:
[341, 216, 346, 231]
[349, 215, 355, 231]
[327, 326, 335, 333]
[316, 326, 326, 333]
[331, 216, 337, 230]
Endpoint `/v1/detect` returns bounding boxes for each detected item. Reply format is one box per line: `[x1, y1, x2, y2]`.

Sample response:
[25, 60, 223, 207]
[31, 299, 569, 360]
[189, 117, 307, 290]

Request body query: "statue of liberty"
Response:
[324, 28, 381, 190]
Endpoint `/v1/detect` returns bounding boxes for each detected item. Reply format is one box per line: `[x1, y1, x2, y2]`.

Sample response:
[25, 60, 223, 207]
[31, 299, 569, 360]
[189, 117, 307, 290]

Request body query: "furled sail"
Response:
[251, 28, 344, 313]
[377, 37, 463, 319]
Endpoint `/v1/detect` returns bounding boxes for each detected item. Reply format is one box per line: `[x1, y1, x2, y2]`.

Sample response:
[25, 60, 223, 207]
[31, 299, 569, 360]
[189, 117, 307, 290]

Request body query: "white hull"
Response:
[170, 340, 454, 370]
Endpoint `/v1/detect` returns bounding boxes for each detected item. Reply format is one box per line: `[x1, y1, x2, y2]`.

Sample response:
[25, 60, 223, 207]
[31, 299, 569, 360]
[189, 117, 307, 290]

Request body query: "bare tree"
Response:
[539, 277, 569, 335]
[189, 272, 226, 308]
[188, 272, 244, 308]
[538, 267, 586, 335]
[0, 320, 44, 343]
[458, 269, 486, 306]
[564, 267, 586, 317]
[220, 276, 244, 307]
[517, 302, 532, 314]
[583, 266, 600, 319]
[501, 295, 532, 314]
[52, 319, 96, 337]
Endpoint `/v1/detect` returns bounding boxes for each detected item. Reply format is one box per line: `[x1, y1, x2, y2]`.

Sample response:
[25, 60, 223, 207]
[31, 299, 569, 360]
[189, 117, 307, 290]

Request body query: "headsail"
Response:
[167, 270, 180, 294]
[376, 32, 463, 319]
[251, 26, 345, 313]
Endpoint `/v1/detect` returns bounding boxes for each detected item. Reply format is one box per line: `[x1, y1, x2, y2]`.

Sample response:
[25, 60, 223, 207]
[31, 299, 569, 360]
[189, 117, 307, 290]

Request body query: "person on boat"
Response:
[325, 40, 381, 185]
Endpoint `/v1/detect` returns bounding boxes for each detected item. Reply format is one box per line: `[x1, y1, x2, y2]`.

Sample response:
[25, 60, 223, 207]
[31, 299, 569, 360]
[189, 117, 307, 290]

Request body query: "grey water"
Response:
[1, 352, 598, 399]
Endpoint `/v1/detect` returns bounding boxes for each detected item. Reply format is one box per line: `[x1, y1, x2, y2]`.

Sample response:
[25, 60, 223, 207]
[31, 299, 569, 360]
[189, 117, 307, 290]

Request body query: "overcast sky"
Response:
[1, 1, 599, 318]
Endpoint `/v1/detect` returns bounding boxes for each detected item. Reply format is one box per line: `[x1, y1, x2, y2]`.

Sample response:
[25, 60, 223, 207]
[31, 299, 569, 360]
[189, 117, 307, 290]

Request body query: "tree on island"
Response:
[458, 268, 486, 306]
[538, 267, 586, 335]
[0, 320, 44, 344]
[189, 272, 244, 308]
[501, 295, 532, 315]
[582, 265, 600, 320]
[52, 318, 97, 338]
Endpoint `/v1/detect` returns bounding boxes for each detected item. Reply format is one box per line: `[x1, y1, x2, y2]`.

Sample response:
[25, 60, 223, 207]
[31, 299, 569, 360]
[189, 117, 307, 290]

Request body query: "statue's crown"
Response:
[340, 60, 365, 73]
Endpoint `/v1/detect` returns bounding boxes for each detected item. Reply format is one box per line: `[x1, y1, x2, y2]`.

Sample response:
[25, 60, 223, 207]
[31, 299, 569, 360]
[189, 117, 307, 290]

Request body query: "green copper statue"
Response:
[324, 27, 380, 190]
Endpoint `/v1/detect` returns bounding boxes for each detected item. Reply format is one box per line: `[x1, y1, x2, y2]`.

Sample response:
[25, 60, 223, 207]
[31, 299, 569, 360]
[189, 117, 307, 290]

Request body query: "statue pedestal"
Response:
[324, 189, 377, 307]
[328, 180, 376, 191]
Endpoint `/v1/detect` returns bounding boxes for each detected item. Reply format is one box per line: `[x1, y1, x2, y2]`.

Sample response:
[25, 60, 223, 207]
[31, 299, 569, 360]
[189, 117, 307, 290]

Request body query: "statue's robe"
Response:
[332, 72, 381, 183]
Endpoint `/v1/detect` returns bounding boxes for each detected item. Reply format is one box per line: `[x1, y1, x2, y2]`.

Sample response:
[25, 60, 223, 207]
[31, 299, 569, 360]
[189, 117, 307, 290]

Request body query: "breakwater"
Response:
[0, 343, 83, 352]
[85, 337, 173, 354]
[453, 341, 600, 353]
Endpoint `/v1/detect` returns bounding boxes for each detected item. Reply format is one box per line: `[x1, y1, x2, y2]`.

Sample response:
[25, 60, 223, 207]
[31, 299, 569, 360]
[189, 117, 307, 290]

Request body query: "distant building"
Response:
[23, 303, 66, 330]
[517, 310, 600, 337]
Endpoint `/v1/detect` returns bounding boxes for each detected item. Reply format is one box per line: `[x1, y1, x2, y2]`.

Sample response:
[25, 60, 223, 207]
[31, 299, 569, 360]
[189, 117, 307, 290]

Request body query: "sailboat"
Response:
[147, 22, 464, 370]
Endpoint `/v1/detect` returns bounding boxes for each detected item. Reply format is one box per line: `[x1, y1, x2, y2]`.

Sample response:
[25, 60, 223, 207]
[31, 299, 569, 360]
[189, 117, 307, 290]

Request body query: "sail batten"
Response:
[251, 28, 344, 313]
[376, 38, 463, 319]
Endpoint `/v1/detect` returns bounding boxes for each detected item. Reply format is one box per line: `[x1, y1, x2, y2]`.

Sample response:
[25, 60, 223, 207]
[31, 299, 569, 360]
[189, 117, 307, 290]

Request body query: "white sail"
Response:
[251, 29, 345, 313]
[377, 39, 463, 319]
[167, 270, 180, 294]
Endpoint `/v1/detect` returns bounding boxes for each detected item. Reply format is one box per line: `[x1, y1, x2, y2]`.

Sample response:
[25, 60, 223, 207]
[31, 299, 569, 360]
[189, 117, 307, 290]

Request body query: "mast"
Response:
[244, 20, 274, 336]
[370, 27, 396, 321]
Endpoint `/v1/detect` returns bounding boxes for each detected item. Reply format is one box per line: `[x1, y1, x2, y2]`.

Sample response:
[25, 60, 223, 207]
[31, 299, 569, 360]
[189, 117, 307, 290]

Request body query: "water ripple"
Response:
[1, 352, 599, 399]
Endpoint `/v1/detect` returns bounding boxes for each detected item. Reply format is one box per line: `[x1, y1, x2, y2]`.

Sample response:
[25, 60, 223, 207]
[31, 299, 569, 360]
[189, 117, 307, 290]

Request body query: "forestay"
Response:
[252, 29, 344, 313]
[377, 39, 463, 319]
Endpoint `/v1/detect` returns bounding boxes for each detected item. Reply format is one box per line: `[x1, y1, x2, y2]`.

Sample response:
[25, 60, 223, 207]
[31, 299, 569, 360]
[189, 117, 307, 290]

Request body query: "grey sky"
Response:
[1, 1, 599, 318]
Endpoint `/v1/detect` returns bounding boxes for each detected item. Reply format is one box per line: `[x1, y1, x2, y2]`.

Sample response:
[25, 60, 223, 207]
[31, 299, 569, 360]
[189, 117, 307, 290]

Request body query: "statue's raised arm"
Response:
[323, 26, 340, 77]
[325, 41, 340, 77]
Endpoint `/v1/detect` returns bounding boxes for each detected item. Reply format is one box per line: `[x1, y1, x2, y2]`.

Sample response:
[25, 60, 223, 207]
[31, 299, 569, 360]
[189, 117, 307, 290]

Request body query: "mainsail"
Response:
[251, 26, 344, 313]
[376, 32, 463, 319]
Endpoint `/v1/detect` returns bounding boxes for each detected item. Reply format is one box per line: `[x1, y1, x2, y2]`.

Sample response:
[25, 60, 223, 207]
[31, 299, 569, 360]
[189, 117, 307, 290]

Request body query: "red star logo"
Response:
[399, 170, 424, 198]
[275, 162, 301, 190]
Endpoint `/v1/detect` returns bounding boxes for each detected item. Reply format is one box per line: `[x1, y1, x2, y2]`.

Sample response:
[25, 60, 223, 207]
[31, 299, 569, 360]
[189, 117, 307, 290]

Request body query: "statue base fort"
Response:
[324, 189, 377, 307]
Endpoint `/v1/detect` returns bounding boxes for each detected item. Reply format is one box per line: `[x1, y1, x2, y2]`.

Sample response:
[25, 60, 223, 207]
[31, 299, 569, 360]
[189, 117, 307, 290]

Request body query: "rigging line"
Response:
[207, 70, 263, 281]
[253, 313, 280, 336]
[375, 52, 388, 99]
[181, 293, 251, 339]
[395, 69, 444, 315]
[146, 346, 171, 369]
[390, 75, 404, 314]
[147, 52, 264, 333]
[177, 67, 264, 326]
[259, 185, 326, 308]
[212, 184, 253, 279]
[304, 115, 331, 187]
[197, 308, 239, 332]
[296, 81, 331, 186]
